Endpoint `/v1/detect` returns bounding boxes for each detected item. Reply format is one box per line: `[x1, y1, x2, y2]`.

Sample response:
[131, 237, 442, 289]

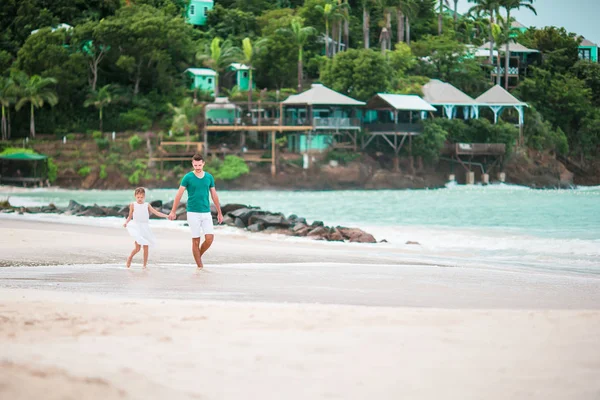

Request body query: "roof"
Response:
[282, 84, 366, 106]
[0, 152, 48, 161]
[479, 41, 539, 53]
[229, 63, 250, 71]
[476, 85, 527, 106]
[367, 94, 436, 111]
[185, 68, 217, 76]
[422, 79, 477, 105]
[580, 38, 598, 47]
[468, 45, 499, 58]
[511, 20, 527, 29]
[31, 23, 72, 35]
[206, 97, 240, 110]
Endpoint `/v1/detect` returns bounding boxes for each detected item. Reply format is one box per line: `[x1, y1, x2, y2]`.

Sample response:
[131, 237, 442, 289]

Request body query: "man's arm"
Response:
[210, 187, 223, 224]
[168, 186, 186, 220]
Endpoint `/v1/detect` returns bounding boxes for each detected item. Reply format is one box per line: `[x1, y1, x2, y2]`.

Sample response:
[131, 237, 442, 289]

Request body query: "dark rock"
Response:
[67, 200, 85, 213]
[293, 227, 311, 237]
[27, 207, 42, 213]
[248, 213, 290, 228]
[338, 227, 377, 243]
[222, 215, 235, 226]
[288, 214, 298, 221]
[310, 220, 324, 228]
[297, 217, 307, 225]
[307, 226, 329, 239]
[247, 222, 265, 232]
[77, 205, 106, 217]
[102, 207, 121, 217]
[230, 208, 266, 225]
[41, 204, 56, 213]
[176, 211, 187, 221]
[163, 200, 174, 210]
[150, 200, 162, 208]
[222, 204, 249, 215]
[292, 222, 308, 232]
[379, 239, 388, 243]
[234, 217, 246, 229]
[405, 241, 420, 245]
[118, 205, 130, 216]
[328, 228, 345, 242]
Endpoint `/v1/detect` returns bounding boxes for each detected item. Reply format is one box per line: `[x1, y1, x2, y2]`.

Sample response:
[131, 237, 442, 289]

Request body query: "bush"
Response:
[48, 158, 58, 182]
[99, 164, 108, 179]
[92, 131, 103, 139]
[119, 108, 152, 131]
[129, 134, 142, 151]
[66, 133, 76, 140]
[324, 150, 361, 165]
[95, 138, 110, 150]
[78, 166, 91, 177]
[412, 121, 448, 163]
[206, 156, 249, 181]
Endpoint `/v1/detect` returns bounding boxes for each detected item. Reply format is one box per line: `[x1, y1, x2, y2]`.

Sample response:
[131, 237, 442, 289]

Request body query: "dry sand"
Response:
[1, 217, 600, 400]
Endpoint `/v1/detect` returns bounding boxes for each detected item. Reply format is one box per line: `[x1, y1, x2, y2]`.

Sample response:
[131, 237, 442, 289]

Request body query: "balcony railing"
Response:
[441, 143, 506, 156]
[313, 117, 362, 129]
[492, 66, 519, 75]
[364, 122, 424, 134]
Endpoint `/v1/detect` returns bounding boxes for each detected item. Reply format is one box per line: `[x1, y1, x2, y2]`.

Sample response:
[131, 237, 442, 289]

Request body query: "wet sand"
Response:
[1, 218, 600, 399]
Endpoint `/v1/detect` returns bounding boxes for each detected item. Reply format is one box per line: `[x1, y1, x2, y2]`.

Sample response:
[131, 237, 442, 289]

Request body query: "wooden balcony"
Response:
[313, 117, 362, 130]
[441, 143, 506, 156]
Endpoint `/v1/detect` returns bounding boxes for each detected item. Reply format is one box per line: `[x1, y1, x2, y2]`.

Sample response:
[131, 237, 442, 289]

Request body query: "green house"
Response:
[228, 63, 254, 91]
[579, 38, 598, 63]
[185, 0, 214, 26]
[185, 68, 217, 95]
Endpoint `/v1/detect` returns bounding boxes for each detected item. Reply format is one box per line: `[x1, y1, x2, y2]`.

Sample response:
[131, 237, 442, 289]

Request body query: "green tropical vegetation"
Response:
[0, 0, 598, 180]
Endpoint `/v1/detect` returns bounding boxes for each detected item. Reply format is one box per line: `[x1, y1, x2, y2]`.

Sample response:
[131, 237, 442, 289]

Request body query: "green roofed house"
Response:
[0, 152, 49, 187]
[578, 38, 598, 63]
[185, 68, 217, 96]
[185, 0, 214, 26]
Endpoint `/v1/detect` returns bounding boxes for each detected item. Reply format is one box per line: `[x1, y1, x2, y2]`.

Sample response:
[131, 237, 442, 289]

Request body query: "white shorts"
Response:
[187, 212, 214, 237]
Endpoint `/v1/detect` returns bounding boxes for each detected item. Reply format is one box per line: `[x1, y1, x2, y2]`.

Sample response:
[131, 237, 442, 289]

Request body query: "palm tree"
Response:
[395, 0, 418, 44]
[315, 1, 345, 56]
[13, 73, 58, 138]
[374, 0, 394, 51]
[500, 0, 536, 89]
[468, 0, 500, 64]
[196, 38, 240, 97]
[0, 77, 16, 141]
[84, 84, 116, 132]
[238, 37, 268, 107]
[169, 97, 202, 149]
[278, 19, 317, 92]
[361, 0, 371, 48]
[438, 0, 450, 35]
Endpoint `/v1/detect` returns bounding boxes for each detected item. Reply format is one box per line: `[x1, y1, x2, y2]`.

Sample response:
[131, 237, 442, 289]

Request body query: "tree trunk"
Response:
[438, 0, 443, 35]
[338, 20, 343, 52]
[386, 11, 392, 50]
[7, 106, 11, 139]
[406, 18, 411, 45]
[215, 74, 219, 97]
[496, 44, 502, 85]
[363, 6, 370, 48]
[331, 23, 337, 56]
[133, 61, 142, 96]
[248, 69, 253, 109]
[397, 10, 405, 44]
[146, 132, 154, 168]
[344, 17, 349, 51]
[325, 21, 330, 56]
[30, 103, 35, 138]
[99, 107, 103, 132]
[504, 10, 511, 90]
[1, 106, 6, 141]
[298, 47, 303, 92]
[454, 0, 458, 24]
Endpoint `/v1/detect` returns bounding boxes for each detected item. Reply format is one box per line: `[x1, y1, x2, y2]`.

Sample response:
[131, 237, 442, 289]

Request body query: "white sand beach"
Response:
[1, 217, 600, 400]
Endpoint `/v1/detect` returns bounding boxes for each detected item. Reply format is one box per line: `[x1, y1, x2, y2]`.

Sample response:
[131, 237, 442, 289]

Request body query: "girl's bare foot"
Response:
[126, 257, 132, 268]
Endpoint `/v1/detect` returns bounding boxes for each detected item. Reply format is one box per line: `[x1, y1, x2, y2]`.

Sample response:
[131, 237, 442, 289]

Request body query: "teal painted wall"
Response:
[206, 108, 237, 121]
[578, 45, 598, 63]
[186, 0, 213, 26]
[236, 69, 254, 91]
[287, 134, 331, 152]
[188, 72, 216, 95]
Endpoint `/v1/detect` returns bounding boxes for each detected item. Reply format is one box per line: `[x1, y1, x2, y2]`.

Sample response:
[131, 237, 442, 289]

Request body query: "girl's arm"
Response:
[123, 203, 133, 227]
[148, 204, 169, 219]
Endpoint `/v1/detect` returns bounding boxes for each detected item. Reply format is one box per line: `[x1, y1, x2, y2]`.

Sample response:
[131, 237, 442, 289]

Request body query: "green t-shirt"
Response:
[180, 171, 215, 213]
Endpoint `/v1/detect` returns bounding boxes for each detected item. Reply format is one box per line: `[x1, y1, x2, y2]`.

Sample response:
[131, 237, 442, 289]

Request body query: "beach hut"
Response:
[363, 94, 436, 169]
[578, 38, 598, 63]
[476, 84, 528, 143]
[226, 63, 254, 92]
[205, 97, 242, 125]
[478, 40, 539, 88]
[422, 79, 479, 120]
[282, 83, 365, 152]
[0, 152, 49, 187]
[185, 68, 217, 96]
[185, 0, 214, 26]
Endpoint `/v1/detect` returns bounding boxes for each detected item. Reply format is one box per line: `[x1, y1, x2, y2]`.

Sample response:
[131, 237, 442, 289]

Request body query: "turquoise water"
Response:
[1, 184, 599, 240]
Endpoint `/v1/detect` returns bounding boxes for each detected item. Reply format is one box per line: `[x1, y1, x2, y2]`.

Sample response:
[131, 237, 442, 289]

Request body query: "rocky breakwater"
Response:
[1, 200, 379, 244]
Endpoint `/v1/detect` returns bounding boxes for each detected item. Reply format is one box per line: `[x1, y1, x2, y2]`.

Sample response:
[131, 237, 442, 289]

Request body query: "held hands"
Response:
[168, 211, 177, 221]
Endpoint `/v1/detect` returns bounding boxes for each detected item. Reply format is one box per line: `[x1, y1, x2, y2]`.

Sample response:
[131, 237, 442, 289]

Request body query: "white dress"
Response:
[126, 202, 157, 247]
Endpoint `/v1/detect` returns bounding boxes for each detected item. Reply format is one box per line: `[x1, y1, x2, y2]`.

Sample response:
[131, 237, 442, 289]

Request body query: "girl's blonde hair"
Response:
[134, 187, 145, 195]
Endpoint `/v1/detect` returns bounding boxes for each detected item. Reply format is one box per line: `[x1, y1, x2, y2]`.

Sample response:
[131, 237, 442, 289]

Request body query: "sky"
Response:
[456, 0, 600, 44]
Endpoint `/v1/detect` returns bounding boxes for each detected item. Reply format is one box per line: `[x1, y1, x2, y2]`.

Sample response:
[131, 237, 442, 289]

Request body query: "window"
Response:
[579, 48, 591, 60]
[190, 5, 195, 15]
[208, 78, 212, 84]
[203, 7, 208, 15]
[243, 71, 248, 78]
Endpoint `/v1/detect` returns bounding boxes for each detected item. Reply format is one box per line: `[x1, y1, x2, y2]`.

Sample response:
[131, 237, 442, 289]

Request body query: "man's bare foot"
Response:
[142, 265, 147, 269]
[196, 258, 203, 269]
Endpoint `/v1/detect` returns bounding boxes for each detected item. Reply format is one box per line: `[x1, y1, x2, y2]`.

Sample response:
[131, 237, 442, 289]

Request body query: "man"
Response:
[169, 153, 223, 268]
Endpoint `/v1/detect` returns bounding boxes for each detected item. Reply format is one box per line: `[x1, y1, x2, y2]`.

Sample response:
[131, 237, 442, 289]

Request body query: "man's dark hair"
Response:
[192, 153, 204, 162]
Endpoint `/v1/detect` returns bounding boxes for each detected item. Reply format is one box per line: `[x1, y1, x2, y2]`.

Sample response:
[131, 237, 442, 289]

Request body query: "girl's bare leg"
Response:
[142, 245, 149, 268]
[126, 243, 141, 268]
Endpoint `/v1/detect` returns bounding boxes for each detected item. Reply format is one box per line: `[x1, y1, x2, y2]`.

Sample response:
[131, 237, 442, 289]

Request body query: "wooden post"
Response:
[271, 131, 276, 177]
[202, 105, 208, 158]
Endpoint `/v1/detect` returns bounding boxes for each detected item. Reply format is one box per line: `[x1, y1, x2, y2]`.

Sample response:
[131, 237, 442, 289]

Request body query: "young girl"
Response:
[123, 187, 169, 268]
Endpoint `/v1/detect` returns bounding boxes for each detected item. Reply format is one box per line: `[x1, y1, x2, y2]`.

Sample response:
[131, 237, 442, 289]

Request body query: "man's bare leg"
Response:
[142, 245, 149, 268]
[126, 243, 141, 268]
[200, 234, 214, 257]
[191, 237, 203, 268]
